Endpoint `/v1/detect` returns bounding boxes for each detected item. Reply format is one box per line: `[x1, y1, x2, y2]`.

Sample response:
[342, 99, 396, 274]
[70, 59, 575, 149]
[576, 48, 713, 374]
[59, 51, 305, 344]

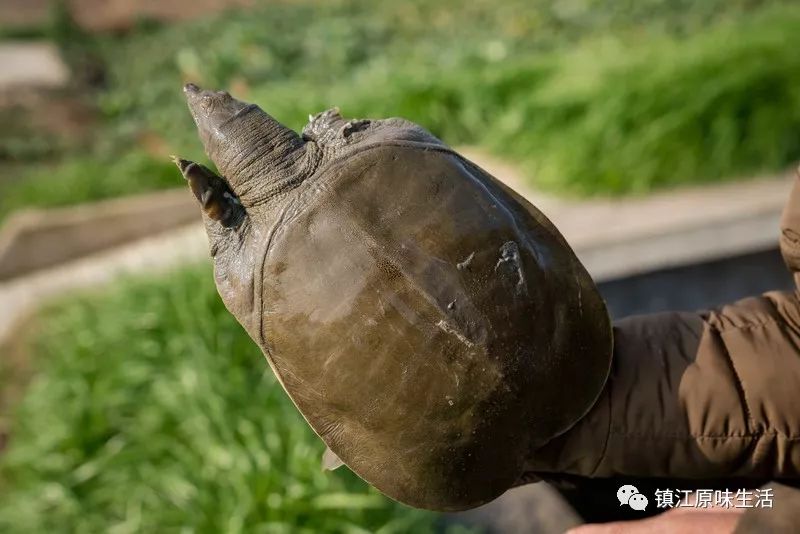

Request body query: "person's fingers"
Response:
[566, 523, 620, 534]
[666, 505, 744, 515]
[565, 509, 744, 534]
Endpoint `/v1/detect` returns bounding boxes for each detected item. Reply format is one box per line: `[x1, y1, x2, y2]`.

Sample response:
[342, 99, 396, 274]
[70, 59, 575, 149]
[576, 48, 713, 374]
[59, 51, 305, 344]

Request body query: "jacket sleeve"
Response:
[779, 172, 800, 284]
[526, 172, 800, 484]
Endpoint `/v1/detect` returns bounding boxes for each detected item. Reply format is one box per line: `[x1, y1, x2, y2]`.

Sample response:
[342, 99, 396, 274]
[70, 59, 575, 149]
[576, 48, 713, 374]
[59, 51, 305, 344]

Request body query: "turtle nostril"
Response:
[184, 83, 200, 94]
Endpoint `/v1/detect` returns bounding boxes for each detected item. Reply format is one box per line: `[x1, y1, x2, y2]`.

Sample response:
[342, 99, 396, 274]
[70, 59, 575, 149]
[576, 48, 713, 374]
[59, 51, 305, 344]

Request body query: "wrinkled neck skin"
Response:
[202, 107, 313, 208]
[207, 107, 445, 209]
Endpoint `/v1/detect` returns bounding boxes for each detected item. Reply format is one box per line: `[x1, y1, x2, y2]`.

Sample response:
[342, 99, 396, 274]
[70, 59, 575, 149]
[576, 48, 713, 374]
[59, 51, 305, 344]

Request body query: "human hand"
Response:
[566, 506, 744, 534]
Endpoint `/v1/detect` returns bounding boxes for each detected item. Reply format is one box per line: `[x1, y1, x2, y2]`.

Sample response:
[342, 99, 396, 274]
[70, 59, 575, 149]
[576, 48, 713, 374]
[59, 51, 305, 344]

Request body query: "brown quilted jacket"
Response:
[527, 173, 800, 528]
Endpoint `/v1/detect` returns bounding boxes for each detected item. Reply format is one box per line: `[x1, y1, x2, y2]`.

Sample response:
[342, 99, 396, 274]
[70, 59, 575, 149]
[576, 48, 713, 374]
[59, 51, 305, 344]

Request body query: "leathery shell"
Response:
[257, 142, 612, 511]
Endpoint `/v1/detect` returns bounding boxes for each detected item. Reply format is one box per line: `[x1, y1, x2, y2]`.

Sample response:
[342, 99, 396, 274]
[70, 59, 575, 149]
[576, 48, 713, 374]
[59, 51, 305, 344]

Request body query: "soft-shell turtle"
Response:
[173, 84, 612, 511]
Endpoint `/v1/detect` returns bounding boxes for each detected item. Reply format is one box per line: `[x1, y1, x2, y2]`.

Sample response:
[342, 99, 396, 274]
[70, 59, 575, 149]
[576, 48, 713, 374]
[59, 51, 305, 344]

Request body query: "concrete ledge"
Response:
[0, 42, 69, 89]
[0, 223, 208, 341]
[461, 148, 795, 281]
[0, 188, 196, 280]
[582, 206, 781, 281]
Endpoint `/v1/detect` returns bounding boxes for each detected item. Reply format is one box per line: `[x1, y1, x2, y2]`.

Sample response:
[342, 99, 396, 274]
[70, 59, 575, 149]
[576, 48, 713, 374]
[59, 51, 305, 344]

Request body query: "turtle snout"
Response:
[183, 83, 250, 126]
[182, 83, 231, 101]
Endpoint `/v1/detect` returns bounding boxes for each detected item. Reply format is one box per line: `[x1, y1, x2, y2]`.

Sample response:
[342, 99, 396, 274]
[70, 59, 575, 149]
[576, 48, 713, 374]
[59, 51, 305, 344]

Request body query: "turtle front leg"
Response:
[172, 156, 245, 228]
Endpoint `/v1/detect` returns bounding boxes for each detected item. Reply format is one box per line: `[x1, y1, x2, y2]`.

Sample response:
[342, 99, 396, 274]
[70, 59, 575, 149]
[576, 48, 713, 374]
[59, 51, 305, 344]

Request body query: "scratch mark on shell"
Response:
[457, 252, 475, 271]
[495, 241, 527, 294]
[436, 319, 475, 348]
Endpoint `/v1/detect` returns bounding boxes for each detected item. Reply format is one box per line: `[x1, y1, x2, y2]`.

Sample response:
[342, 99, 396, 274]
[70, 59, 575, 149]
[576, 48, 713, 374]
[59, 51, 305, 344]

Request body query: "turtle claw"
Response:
[322, 446, 345, 471]
[170, 155, 192, 173]
[172, 156, 245, 228]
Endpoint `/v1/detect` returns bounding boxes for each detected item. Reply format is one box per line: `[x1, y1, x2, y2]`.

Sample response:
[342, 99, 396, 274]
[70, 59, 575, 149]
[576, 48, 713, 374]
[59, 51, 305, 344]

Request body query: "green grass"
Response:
[2, 0, 799, 219]
[0, 153, 178, 220]
[0, 264, 473, 533]
[480, 8, 800, 193]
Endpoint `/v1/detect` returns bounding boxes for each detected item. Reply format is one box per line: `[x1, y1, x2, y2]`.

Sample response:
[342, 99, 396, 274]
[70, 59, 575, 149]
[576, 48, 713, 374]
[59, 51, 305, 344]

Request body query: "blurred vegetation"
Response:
[0, 264, 472, 532]
[2, 0, 799, 221]
[2, 3, 799, 529]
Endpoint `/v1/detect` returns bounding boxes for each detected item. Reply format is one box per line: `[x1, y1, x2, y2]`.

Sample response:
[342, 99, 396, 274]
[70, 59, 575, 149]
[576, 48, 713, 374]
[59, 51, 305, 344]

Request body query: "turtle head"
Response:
[176, 85, 309, 340]
[183, 83, 252, 136]
[182, 83, 308, 204]
[176, 85, 458, 354]
[178, 84, 318, 338]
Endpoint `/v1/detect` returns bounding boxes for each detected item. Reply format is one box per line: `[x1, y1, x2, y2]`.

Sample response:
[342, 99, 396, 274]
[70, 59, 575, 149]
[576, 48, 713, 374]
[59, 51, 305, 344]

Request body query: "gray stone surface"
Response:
[0, 223, 208, 341]
[0, 189, 198, 280]
[599, 247, 793, 318]
[0, 42, 69, 89]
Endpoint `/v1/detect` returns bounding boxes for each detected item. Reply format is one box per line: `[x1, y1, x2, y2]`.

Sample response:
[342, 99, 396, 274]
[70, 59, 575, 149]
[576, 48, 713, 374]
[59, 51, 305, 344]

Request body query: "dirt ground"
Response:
[0, 0, 260, 169]
[0, 0, 256, 31]
[0, 0, 49, 28]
